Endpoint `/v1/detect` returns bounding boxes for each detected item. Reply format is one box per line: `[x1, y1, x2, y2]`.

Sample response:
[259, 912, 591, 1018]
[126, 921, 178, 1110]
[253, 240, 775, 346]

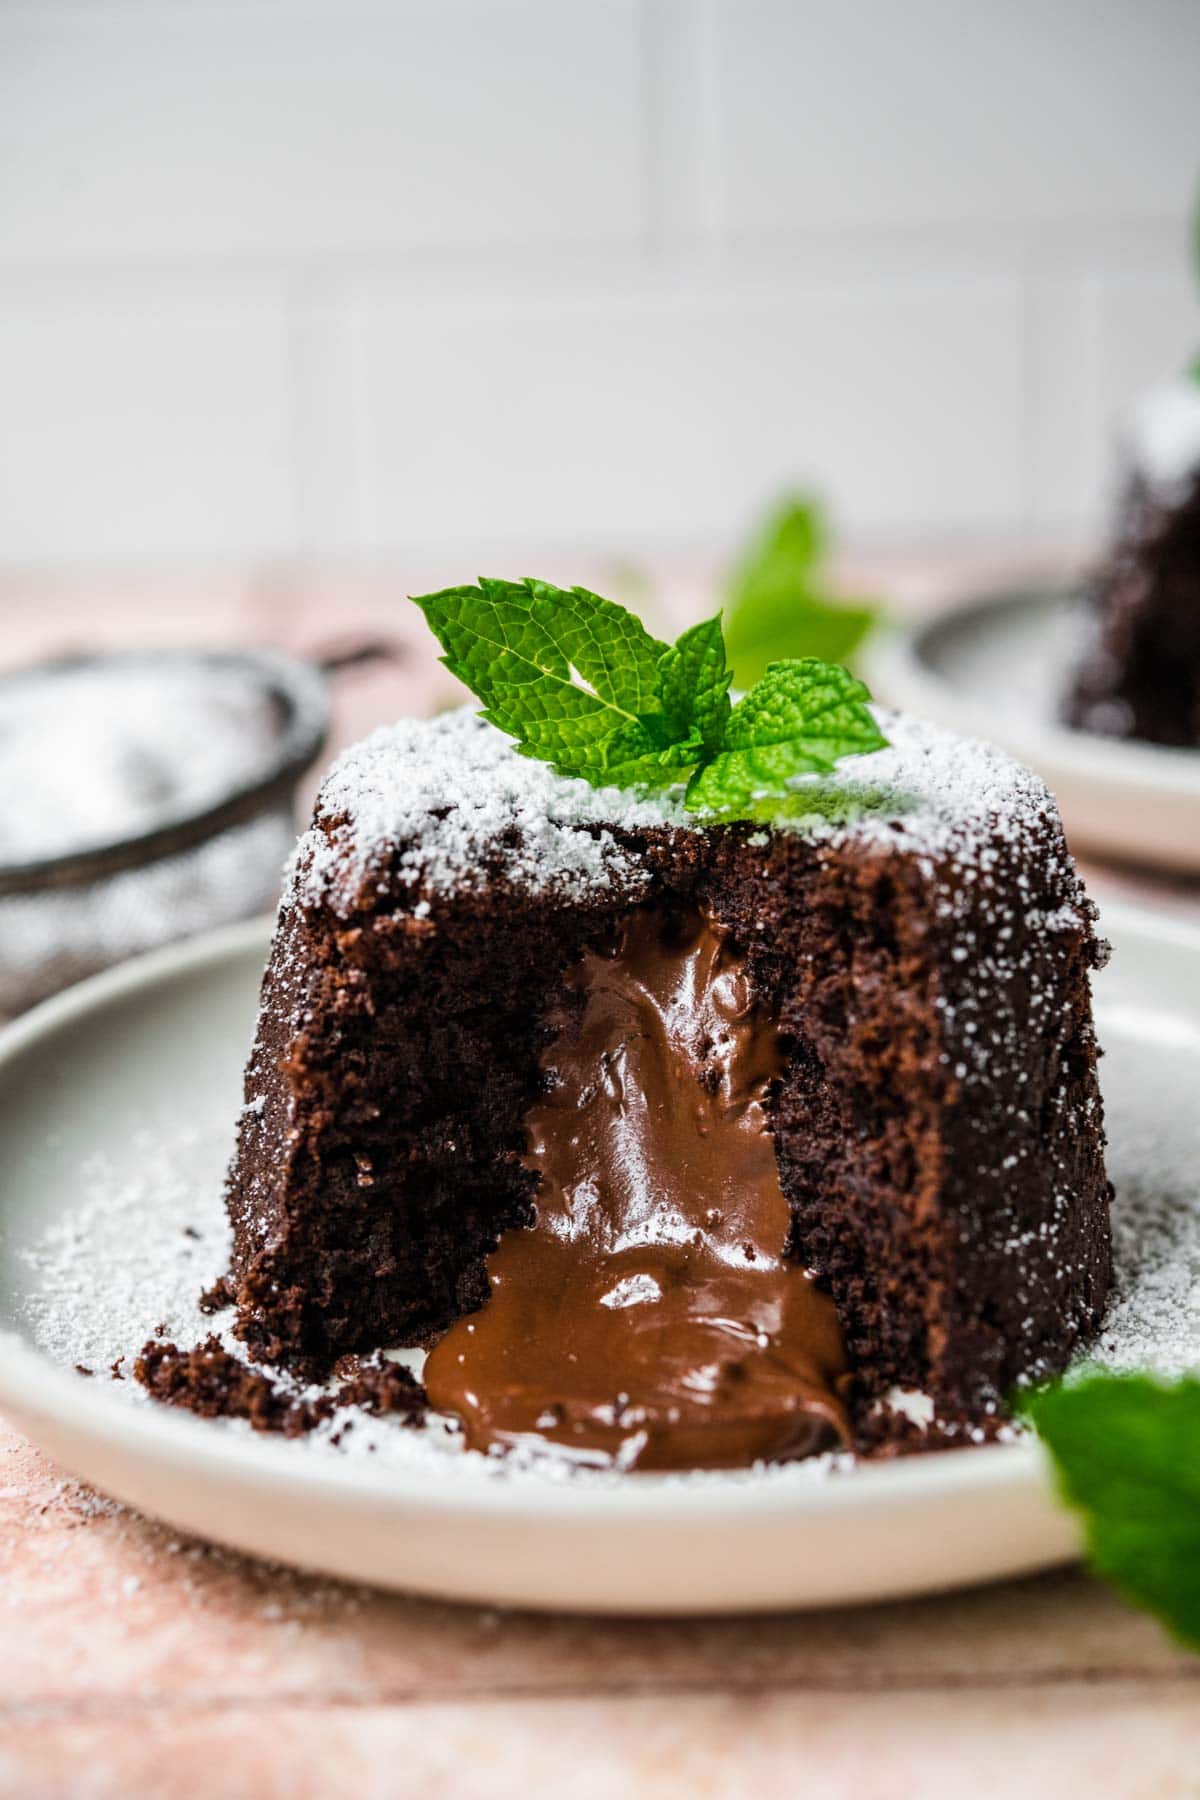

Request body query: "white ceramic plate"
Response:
[0, 907, 1197, 1617]
[863, 584, 1200, 873]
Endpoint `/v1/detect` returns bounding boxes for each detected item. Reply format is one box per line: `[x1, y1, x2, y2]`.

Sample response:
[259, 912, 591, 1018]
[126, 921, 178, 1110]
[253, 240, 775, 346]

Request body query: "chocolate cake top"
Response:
[1125, 379, 1200, 503]
[291, 705, 1084, 927]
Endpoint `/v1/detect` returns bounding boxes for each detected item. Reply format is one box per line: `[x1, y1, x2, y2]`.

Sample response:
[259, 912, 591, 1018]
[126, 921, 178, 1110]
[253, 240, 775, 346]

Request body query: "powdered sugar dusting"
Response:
[1088, 1074, 1200, 1381]
[293, 706, 1078, 926]
[1125, 379, 1200, 502]
[0, 659, 286, 865]
[295, 709, 684, 913]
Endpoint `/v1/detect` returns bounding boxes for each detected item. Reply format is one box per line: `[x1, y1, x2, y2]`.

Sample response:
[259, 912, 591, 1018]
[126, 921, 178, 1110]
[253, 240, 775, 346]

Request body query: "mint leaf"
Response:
[685, 659, 887, 813]
[589, 723, 704, 787]
[724, 495, 877, 688]
[1020, 1373, 1200, 1652]
[412, 579, 889, 813]
[412, 578, 670, 779]
[656, 614, 732, 755]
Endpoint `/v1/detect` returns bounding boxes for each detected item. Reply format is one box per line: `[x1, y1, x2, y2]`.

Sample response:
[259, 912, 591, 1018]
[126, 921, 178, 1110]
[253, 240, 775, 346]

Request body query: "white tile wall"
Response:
[0, 298, 298, 561]
[715, 0, 1200, 235]
[0, 0, 1196, 568]
[642, 0, 721, 248]
[1028, 264, 1200, 530]
[0, 1, 646, 261]
[348, 273, 1026, 547]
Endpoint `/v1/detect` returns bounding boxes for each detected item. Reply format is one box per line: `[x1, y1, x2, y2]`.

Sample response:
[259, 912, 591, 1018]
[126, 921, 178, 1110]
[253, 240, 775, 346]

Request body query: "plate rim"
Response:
[0, 900, 1195, 1531]
[863, 582, 1200, 799]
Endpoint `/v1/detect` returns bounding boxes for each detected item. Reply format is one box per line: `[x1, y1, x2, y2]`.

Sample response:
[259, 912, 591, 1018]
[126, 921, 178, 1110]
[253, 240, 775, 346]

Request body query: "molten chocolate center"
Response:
[423, 906, 852, 1471]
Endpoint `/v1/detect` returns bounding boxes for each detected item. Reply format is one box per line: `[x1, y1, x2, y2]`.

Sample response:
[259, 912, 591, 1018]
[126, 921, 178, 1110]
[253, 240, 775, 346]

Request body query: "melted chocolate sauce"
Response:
[423, 907, 853, 1471]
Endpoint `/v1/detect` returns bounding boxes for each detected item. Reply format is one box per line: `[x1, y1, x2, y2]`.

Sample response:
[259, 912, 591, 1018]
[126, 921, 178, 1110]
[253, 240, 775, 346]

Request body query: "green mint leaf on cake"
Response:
[1019, 1373, 1200, 1652]
[413, 577, 671, 779]
[723, 495, 879, 689]
[411, 579, 887, 813]
[656, 613, 733, 754]
[684, 660, 887, 814]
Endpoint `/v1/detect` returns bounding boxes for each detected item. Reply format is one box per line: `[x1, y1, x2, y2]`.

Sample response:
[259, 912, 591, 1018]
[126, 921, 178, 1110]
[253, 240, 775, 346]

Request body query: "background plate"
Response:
[0, 906, 1197, 1616]
[864, 584, 1200, 873]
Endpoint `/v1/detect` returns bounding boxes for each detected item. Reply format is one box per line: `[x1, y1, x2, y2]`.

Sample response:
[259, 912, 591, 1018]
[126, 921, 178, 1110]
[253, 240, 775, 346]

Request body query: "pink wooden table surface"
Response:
[1, 560, 1197, 1799]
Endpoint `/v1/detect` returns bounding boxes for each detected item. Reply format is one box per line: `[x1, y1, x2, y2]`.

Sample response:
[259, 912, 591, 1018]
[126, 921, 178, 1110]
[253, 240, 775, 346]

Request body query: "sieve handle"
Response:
[314, 639, 406, 676]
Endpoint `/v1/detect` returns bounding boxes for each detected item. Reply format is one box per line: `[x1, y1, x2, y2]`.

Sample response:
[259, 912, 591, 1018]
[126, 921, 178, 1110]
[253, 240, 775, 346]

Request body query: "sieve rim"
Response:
[0, 647, 331, 897]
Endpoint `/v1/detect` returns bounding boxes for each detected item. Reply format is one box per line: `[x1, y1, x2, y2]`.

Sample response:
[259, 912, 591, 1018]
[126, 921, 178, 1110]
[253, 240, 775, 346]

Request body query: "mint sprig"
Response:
[685, 659, 886, 812]
[1020, 1372, 1200, 1652]
[724, 495, 878, 688]
[412, 577, 887, 816]
[657, 613, 732, 756]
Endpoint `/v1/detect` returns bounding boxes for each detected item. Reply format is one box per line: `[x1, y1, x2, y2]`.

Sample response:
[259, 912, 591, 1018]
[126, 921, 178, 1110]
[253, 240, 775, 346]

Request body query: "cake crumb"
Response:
[134, 1336, 426, 1436]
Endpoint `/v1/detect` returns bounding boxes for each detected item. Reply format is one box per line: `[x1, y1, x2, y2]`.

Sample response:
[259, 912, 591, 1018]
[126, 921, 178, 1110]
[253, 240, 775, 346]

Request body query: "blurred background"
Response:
[0, 0, 1197, 1003]
[2, 0, 1198, 579]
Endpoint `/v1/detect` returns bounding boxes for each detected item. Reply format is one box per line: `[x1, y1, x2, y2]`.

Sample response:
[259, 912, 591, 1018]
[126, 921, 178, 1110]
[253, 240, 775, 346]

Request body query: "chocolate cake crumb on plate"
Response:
[135, 1336, 424, 1436]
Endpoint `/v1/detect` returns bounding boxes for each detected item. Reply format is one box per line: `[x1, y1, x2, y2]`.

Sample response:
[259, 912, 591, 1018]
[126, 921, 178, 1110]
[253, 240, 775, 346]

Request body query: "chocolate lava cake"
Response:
[222, 706, 1111, 1469]
[1066, 379, 1200, 747]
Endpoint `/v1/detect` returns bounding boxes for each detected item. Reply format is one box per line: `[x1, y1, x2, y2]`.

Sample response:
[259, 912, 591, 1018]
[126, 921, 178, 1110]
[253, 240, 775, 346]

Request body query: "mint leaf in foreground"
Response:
[724, 495, 878, 688]
[1020, 1373, 1200, 1652]
[685, 659, 887, 813]
[412, 578, 670, 779]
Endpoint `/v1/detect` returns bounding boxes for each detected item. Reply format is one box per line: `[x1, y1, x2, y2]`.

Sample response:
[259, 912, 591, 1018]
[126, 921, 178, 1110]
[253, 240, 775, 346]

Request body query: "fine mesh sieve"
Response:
[0, 645, 338, 1016]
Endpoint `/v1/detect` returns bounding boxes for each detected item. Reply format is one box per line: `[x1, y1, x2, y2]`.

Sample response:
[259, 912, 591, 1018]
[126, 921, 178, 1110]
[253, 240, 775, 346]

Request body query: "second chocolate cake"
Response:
[1066, 377, 1200, 747]
[222, 706, 1111, 1469]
